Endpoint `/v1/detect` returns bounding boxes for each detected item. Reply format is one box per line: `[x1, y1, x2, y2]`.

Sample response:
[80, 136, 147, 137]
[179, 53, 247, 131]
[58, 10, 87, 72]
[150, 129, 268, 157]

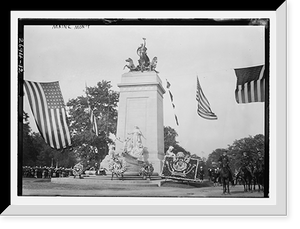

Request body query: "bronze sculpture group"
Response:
[123, 38, 158, 73]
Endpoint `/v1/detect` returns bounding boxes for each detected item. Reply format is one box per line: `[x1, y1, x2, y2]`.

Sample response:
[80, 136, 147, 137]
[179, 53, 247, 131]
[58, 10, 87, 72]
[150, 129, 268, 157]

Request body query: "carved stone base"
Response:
[115, 71, 165, 174]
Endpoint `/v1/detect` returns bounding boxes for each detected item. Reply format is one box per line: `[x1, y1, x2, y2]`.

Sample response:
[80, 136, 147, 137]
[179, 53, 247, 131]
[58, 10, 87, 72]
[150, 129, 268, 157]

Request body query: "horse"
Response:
[149, 57, 159, 73]
[238, 166, 253, 192]
[219, 165, 231, 195]
[234, 170, 242, 185]
[123, 58, 137, 71]
[253, 165, 264, 192]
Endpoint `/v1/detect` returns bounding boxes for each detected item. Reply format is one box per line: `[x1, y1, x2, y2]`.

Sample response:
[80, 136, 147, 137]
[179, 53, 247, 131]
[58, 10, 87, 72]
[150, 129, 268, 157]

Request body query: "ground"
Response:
[21, 177, 264, 198]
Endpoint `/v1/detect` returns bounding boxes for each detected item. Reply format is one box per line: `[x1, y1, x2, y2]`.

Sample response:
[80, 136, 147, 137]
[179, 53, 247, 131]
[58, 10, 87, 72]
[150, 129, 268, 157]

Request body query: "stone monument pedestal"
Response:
[115, 71, 165, 175]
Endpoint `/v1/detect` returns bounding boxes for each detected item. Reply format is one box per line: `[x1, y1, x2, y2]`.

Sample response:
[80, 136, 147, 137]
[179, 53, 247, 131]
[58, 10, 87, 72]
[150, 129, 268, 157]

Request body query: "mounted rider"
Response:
[240, 151, 254, 176]
[254, 151, 264, 171]
[218, 150, 233, 181]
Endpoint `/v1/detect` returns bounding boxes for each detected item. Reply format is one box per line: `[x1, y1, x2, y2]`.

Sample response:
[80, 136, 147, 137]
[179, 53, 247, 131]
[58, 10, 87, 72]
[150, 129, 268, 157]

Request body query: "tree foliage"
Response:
[228, 134, 265, 171]
[22, 111, 76, 167]
[66, 80, 119, 167]
[22, 111, 38, 166]
[22, 81, 119, 168]
[206, 134, 265, 172]
[164, 126, 189, 155]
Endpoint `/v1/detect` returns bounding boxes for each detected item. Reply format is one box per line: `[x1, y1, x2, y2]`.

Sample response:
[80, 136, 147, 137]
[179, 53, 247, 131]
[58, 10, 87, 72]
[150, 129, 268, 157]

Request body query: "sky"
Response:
[23, 24, 265, 158]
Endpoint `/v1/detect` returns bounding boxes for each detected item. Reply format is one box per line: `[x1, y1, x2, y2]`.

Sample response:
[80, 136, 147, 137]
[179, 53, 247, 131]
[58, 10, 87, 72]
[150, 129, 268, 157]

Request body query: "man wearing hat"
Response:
[240, 151, 254, 176]
[218, 150, 233, 181]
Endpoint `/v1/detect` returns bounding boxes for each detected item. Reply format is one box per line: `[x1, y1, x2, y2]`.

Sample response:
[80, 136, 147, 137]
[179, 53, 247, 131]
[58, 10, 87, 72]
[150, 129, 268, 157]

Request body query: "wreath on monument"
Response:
[139, 161, 154, 179]
[108, 158, 127, 176]
[72, 162, 84, 177]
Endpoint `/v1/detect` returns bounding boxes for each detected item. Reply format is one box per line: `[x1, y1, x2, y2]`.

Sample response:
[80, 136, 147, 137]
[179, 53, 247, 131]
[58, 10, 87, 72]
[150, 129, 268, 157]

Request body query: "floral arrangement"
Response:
[72, 162, 83, 177]
[108, 158, 127, 176]
[139, 162, 154, 179]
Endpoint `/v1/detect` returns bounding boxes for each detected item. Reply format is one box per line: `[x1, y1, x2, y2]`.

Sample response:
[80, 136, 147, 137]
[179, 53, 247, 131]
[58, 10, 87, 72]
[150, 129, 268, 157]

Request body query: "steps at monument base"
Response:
[87, 174, 162, 181]
[51, 175, 163, 187]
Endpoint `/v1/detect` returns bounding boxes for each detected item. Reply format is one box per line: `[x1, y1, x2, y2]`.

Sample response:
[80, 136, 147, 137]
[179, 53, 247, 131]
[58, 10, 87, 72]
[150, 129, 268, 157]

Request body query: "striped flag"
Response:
[196, 76, 218, 120]
[24, 80, 72, 149]
[234, 65, 265, 104]
[88, 105, 98, 136]
[85, 85, 98, 136]
[166, 79, 179, 126]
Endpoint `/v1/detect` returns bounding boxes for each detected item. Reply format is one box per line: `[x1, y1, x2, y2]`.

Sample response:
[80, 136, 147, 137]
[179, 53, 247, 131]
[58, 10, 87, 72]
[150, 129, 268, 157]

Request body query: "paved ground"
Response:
[22, 177, 264, 198]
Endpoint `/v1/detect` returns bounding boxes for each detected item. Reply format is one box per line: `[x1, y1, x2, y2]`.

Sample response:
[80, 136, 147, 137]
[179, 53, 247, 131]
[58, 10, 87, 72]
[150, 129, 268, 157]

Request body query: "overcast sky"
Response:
[23, 24, 265, 158]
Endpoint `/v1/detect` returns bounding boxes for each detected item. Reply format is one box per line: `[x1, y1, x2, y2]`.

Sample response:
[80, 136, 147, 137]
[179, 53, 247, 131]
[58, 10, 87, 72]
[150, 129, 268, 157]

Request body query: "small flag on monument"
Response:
[196, 76, 218, 120]
[234, 65, 265, 104]
[24, 80, 72, 149]
[85, 84, 98, 136]
[88, 105, 98, 136]
[166, 79, 179, 126]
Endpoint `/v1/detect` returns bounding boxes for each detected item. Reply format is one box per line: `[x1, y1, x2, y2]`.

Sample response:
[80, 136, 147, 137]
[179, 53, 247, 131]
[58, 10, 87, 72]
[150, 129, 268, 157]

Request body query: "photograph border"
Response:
[4, 7, 286, 215]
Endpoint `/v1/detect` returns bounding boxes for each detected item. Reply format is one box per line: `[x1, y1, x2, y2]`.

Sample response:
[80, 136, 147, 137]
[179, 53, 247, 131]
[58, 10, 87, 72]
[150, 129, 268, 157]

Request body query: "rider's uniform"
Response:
[218, 155, 233, 180]
[240, 155, 254, 175]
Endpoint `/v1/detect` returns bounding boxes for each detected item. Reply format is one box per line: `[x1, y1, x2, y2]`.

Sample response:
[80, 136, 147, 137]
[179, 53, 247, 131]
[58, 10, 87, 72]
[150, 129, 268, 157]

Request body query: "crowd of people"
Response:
[22, 166, 74, 178]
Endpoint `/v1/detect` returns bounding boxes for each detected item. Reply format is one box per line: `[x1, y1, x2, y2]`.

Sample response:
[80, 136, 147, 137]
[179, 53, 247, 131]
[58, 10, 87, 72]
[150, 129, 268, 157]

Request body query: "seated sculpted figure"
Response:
[165, 146, 176, 160]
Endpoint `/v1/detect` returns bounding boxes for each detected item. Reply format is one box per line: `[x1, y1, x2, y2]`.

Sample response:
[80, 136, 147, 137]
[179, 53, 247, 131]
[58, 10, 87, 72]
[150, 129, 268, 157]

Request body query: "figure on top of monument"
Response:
[123, 38, 159, 73]
[137, 38, 150, 71]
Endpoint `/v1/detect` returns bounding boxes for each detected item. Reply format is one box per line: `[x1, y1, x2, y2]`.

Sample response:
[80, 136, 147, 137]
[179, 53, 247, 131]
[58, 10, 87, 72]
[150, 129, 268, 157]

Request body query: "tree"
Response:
[66, 80, 119, 167]
[22, 111, 39, 166]
[206, 148, 228, 169]
[163, 126, 189, 155]
[206, 134, 265, 172]
[228, 134, 265, 171]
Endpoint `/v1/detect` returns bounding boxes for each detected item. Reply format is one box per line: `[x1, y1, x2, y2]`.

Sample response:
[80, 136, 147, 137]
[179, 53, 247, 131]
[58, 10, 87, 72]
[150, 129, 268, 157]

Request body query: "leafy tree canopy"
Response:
[206, 134, 265, 172]
[22, 81, 119, 169]
[164, 126, 189, 155]
[66, 80, 119, 167]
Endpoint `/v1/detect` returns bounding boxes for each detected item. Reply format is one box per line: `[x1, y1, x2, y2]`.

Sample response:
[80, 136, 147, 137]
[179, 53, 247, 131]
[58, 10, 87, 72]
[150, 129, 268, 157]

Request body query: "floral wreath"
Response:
[72, 163, 83, 176]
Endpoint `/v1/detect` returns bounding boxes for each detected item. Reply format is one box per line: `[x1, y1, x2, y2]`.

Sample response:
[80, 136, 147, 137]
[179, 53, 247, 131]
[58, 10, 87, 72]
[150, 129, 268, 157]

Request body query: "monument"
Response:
[114, 38, 165, 175]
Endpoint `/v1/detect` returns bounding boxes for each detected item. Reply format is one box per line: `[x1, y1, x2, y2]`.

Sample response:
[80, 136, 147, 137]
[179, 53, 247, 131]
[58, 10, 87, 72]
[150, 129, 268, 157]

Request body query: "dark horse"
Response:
[219, 165, 231, 195]
[253, 165, 264, 192]
[238, 166, 253, 192]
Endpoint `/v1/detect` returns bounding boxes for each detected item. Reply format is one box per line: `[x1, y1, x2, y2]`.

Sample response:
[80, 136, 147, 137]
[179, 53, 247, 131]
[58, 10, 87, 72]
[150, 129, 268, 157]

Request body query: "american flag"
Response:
[234, 65, 265, 104]
[196, 76, 218, 120]
[24, 80, 72, 149]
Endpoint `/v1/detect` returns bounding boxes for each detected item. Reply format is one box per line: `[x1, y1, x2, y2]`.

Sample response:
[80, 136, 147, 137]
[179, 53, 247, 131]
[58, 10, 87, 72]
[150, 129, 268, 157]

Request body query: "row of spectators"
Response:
[22, 166, 74, 178]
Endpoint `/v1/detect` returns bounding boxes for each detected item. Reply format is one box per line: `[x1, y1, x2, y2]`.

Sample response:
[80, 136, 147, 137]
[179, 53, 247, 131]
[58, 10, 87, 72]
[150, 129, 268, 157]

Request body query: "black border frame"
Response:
[16, 17, 270, 198]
